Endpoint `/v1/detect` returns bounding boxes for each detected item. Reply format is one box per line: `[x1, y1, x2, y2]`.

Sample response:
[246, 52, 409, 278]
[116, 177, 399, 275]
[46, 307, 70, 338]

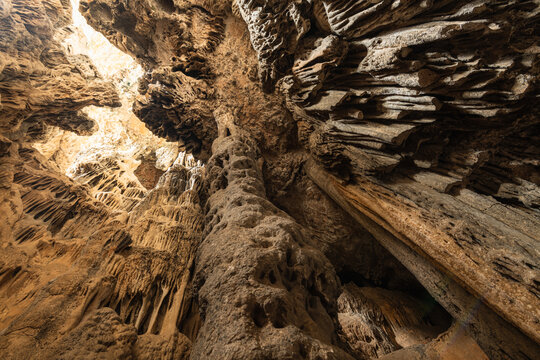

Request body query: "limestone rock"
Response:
[235, 0, 540, 358]
[80, 0, 224, 159]
[378, 322, 489, 360]
[337, 283, 452, 359]
[192, 130, 354, 359]
[45, 308, 138, 360]
[0, 0, 538, 359]
[0, 0, 120, 136]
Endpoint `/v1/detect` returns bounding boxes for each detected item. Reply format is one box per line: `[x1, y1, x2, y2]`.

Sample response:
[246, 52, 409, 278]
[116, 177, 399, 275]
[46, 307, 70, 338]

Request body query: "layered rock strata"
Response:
[235, 0, 540, 358]
[0, 0, 538, 359]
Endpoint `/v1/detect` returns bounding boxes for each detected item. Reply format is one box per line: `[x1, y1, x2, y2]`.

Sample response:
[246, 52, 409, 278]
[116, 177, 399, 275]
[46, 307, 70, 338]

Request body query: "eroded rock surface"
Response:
[235, 1, 540, 358]
[0, 0, 538, 359]
[0, 0, 120, 136]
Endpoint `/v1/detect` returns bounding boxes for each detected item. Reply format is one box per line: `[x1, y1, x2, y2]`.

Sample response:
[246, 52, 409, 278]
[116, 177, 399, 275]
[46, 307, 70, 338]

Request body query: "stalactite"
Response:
[0, 0, 537, 359]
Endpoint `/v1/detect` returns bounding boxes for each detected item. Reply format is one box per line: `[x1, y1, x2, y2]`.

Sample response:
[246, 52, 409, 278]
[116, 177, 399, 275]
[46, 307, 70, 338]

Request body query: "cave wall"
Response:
[0, 0, 539, 359]
[234, 0, 540, 358]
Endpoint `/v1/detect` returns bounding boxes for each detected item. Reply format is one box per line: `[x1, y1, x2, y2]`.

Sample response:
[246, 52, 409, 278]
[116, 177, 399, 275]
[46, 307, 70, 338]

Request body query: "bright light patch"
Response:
[65, 0, 144, 81]
[34, 0, 188, 181]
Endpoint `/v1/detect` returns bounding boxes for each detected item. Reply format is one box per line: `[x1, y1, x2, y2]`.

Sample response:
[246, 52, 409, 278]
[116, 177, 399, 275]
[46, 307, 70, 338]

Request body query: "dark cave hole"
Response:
[268, 269, 277, 284]
[156, 0, 176, 13]
[337, 267, 453, 332]
[251, 303, 267, 328]
[172, 64, 204, 79]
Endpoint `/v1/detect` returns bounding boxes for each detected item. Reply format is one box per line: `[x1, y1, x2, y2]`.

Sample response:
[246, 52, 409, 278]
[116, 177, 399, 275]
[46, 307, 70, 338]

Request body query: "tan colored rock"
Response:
[0, 0, 120, 136]
[235, 0, 540, 358]
[337, 283, 452, 358]
[192, 130, 354, 359]
[0, 0, 538, 359]
[378, 322, 489, 360]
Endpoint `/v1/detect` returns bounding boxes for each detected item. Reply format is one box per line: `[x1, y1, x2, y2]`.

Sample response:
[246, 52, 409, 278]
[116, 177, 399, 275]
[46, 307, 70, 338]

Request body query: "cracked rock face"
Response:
[0, 0, 539, 359]
[0, 0, 120, 137]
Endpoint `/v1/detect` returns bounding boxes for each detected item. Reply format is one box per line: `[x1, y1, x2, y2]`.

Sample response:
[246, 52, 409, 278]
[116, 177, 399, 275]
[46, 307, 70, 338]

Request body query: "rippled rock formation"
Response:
[0, 0, 538, 359]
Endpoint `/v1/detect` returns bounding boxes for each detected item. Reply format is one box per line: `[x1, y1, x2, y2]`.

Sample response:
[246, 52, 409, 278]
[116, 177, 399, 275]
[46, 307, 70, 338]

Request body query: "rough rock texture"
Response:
[0, 0, 538, 359]
[0, 0, 120, 136]
[377, 321, 489, 360]
[79, 0, 223, 159]
[79, 0, 297, 160]
[0, 142, 202, 359]
[337, 282, 451, 359]
[193, 128, 355, 359]
[235, 0, 540, 358]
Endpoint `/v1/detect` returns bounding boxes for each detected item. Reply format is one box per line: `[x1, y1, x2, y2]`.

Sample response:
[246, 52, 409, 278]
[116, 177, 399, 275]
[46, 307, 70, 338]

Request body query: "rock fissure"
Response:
[0, 0, 538, 359]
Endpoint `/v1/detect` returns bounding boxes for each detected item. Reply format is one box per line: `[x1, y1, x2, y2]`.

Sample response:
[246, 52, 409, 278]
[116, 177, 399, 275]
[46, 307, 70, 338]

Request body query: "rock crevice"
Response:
[0, 0, 538, 359]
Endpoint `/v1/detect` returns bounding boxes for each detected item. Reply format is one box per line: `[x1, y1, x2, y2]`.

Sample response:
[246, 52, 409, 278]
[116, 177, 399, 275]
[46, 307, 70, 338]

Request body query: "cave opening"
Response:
[337, 266, 453, 341]
[1, 1, 538, 359]
[33, 0, 199, 197]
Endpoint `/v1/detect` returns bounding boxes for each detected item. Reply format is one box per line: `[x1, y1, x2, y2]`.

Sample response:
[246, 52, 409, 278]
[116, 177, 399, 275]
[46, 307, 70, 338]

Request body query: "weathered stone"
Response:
[0, 0, 538, 359]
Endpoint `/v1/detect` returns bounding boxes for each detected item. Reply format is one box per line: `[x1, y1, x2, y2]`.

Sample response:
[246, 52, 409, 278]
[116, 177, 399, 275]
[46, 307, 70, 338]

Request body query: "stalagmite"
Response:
[0, 0, 538, 359]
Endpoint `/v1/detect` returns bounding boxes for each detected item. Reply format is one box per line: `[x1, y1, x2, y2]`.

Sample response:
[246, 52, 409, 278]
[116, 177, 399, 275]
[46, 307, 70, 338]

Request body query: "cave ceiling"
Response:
[0, 0, 538, 359]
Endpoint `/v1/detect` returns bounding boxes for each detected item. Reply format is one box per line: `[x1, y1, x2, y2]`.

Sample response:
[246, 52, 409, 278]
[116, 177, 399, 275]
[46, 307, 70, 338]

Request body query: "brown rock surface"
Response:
[0, 0, 120, 136]
[0, 0, 538, 359]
